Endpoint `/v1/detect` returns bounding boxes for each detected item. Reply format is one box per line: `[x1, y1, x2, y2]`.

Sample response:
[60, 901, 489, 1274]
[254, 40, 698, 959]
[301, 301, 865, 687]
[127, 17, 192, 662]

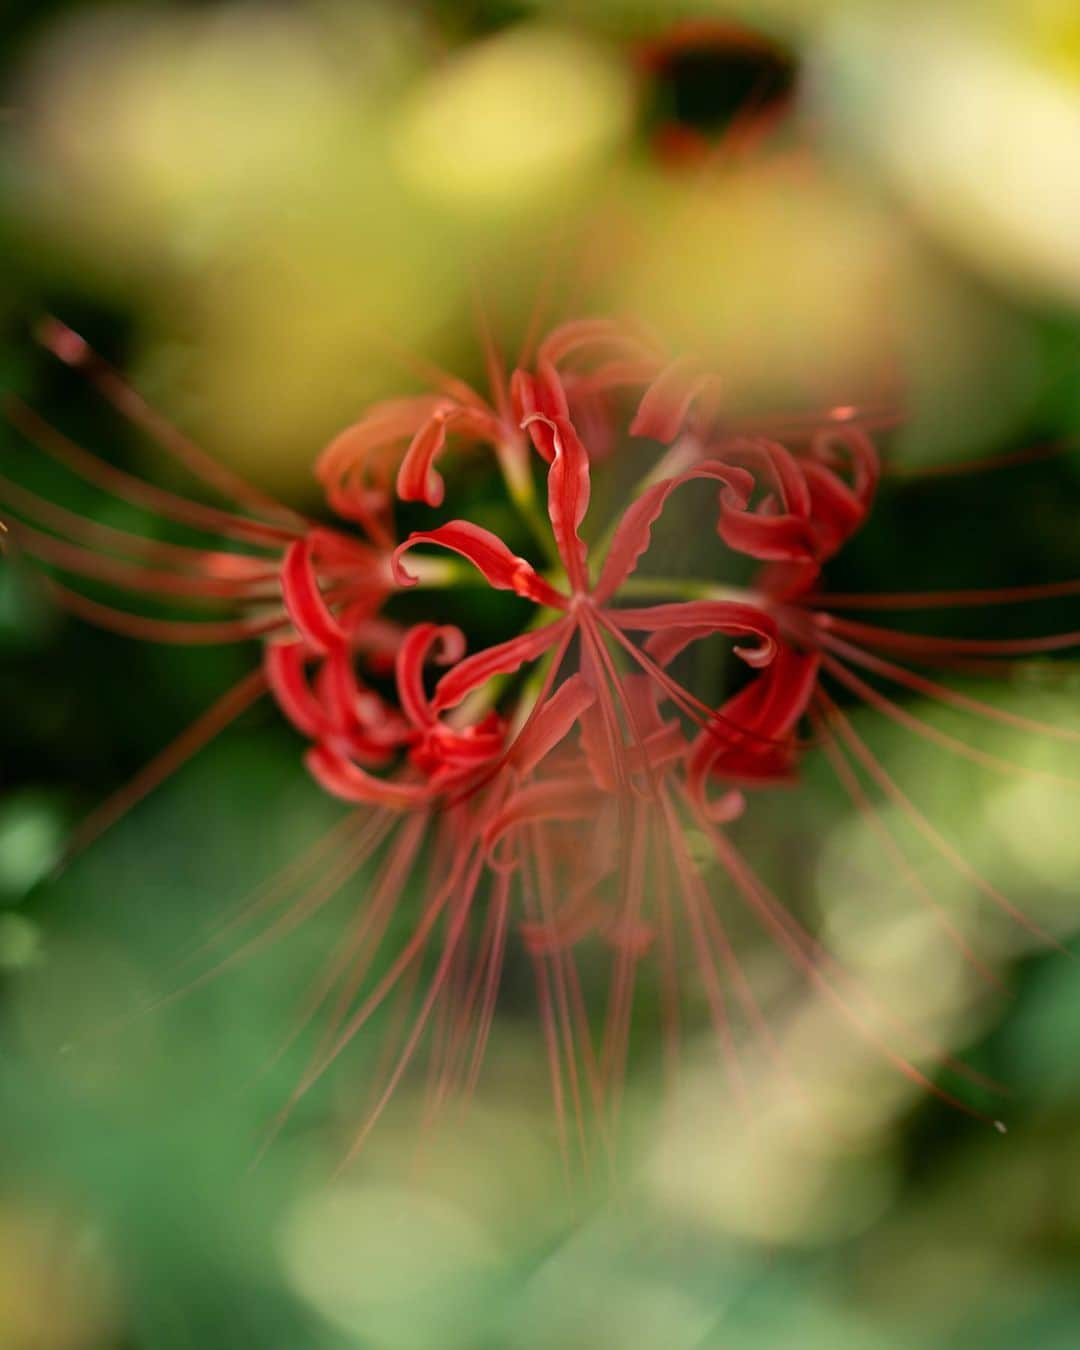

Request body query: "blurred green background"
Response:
[3, 2, 1080, 1347]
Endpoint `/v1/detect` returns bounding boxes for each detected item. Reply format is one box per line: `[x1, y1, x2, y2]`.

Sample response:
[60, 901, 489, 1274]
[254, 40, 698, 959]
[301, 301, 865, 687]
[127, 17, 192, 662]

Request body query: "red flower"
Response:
[7, 311, 1079, 1170]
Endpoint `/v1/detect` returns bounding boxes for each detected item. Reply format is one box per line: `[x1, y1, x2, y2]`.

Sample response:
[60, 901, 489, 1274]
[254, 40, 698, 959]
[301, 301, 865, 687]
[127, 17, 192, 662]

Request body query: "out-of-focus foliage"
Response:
[8, 6, 636, 490]
[3, 2, 1080, 1348]
[813, 1, 1080, 307]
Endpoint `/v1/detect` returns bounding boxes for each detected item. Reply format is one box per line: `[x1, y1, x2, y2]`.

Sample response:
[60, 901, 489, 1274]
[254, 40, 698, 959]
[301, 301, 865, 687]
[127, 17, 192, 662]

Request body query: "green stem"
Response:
[400, 556, 479, 588]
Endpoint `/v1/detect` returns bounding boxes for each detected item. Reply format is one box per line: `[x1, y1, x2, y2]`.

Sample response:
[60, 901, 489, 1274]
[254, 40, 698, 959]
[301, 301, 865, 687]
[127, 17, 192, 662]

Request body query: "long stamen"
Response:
[815, 688, 1066, 952]
[821, 612, 1080, 660]
[42, 578, 291, 644]
[810, 708, 1005, 991]
[806, 578, 1080, 611]
[0, 470, 278, 573]
[818, 630, 1080, 743]
[37, 316, 306, 528]
[821, 652, 1080, 788]
[6, 397, 303, 546]
[697, 791, 1006, 1125]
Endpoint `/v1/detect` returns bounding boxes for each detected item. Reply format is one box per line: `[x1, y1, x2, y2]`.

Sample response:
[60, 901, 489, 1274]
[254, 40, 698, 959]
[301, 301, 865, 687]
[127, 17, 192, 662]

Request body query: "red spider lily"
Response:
[252, 319, 1077, 1159]
[7, 310, 1080, 1174]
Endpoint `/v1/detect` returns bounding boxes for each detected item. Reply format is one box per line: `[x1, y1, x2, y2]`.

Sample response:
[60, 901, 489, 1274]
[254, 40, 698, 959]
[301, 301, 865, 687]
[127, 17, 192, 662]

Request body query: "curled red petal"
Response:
[629, 357, 720, 443]
[395, 623, 466, 729]
[718, 509, 817, 562]
[396, 405, 505, 507]
[267, 639, 406, 766]
[647, 623, 775, 669]
[734, 644, 819, 739]
[520, 412, 592, 593]
[392, 522, 566, 609]
[810, 424, 879, 501]
[721, 440, 812, 515]
[610, 600, 778, 668]
[593, 459, 753, 604]
[280, 537, 345, 653]
[432, 619, 569, 712]
[715, 437, 816, 563]
[395, 411, 451, 506]
[264, 640, 325, 739]
[304, 745, 428, 810]
[798, 428, 880, 561]
[751, 558, 823, 602]
[317, 650, 406, 763]
[569, 357, 661, 398]
[801, 461, 867, 559]
[317, 397, 444, 478]
[317, 396, 444, 540]
[511, 365, 569, 463]
[508, 673, 595, 776]
[688, 646, 820, 793]
[537, 318, 657, 369]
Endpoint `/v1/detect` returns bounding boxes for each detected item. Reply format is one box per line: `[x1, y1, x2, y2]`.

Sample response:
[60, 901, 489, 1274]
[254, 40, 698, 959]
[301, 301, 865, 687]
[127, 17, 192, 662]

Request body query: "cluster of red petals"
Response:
[235, 324, 901, 1145]
[2, 311, 879, 969]
[19, 312, 1068, 1150]
[273, 319, 880, 854]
